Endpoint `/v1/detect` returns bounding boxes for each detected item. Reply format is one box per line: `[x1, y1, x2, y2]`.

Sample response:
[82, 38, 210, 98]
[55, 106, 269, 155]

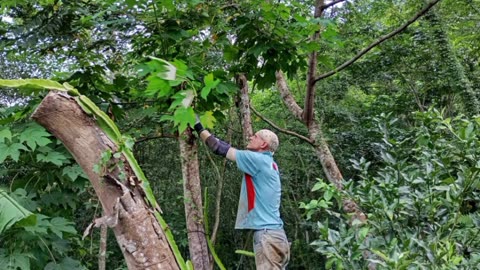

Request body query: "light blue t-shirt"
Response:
[234, 150, 284, 230]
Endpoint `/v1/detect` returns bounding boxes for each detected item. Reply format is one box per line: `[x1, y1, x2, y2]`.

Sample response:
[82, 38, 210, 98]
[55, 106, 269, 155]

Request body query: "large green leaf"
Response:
[0, 128, 12, 143]
[0, 249, 32, 270]
[0, 142, 28, 163]
[0, 189, 36, 234]
[0, 79, 66, 91]
[18, 124, 52, 151]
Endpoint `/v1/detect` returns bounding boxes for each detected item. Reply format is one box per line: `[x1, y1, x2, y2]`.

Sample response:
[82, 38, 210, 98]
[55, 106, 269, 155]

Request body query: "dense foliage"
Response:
[304, 110, 480, 269]
[1, 0, 479, 269]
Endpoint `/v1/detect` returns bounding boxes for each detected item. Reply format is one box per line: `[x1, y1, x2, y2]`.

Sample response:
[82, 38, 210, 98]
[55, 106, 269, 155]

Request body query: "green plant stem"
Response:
[39, 236, 56, 264]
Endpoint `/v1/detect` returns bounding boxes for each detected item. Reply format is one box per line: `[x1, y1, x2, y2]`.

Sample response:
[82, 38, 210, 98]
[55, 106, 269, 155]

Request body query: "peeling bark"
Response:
[178, 130, 212, 270]
[32, 92, 179, 270]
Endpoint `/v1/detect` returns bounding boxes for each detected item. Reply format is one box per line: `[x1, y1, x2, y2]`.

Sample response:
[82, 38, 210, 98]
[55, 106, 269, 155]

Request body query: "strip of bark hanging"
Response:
[31, 91, 179, 270]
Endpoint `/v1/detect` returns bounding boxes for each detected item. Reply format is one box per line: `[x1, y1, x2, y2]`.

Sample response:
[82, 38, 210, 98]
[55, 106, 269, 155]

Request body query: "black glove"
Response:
[193, 114, 205, 135]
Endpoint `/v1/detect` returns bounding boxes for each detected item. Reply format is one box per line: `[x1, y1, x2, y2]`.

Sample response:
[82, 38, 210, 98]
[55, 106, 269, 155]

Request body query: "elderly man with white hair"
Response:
[194, 119, 290, 269]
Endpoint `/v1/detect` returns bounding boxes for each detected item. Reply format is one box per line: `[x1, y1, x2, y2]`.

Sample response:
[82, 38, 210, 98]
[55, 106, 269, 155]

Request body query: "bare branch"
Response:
[314, 0, 443, 83]
[135, 134, 177, 144]
[321, 0, 347, 12]
[304, 0, 324, 125]
[275, 71, 304, 121]
[250, 106, 314, 146]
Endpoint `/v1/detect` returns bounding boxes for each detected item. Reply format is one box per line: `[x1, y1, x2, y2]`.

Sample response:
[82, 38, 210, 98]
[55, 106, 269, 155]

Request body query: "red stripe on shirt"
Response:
[245, 174, 255, 212]
[272, 162, 278, 171]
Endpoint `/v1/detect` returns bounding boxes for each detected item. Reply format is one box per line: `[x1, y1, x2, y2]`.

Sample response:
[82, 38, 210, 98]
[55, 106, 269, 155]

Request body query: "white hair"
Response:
[257, 129, 279, 152]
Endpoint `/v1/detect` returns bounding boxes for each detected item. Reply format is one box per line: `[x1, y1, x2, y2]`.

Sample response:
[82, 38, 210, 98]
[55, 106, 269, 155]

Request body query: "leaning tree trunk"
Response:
[31, 92, 179, 270]
[178, 130, 212, 270]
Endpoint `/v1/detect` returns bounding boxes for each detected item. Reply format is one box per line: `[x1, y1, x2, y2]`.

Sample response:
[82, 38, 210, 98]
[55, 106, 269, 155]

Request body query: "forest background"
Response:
[1, 0, 480, 269]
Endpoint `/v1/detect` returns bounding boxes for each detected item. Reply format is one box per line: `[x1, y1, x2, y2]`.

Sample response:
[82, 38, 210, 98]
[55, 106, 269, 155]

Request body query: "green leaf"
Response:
[223, 46, 239, 62]
[0, 143, 28, 162]
[62, 165, 85, 182]
[160, 114, 174, 122]
[200, 74, 220, 100]
[36, 151, 69, 166]
[0, 189, 36, 233]
[358, 227, 369, 241]
[19, 124, 52, 151]
[312, 181, 326, 192]
[145, 76, 171, 97]
[0, 79, 67, 92]
[49, 217, 77, 238]
[0, 128, 12, 143]
[323, 190, 334, 201]
[204, 73, 220, 88]
[123, 136, 135, 150]
[0, 250, 32, 270]
[200, 85, 212, 100]
[173, 107, 196, 133]
[148, 57, 177, 80]
[199, 111, 216, 129]
[172, 59, 188, 78]
[44, 257, 87, 270]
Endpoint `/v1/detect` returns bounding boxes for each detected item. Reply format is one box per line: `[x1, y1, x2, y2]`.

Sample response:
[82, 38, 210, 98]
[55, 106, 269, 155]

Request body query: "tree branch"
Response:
[314, 0, 443, 83]
[275, 71, 304, 121]
[304, 0, 324, 125]
[250, 105, 314, 146]
[135, 134, 177, 144]
[321, 0, 347, 12]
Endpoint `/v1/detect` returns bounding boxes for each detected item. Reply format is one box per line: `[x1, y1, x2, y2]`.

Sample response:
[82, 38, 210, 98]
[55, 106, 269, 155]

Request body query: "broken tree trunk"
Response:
[31, 92, 180, 270]
[178, 130, 212, 270]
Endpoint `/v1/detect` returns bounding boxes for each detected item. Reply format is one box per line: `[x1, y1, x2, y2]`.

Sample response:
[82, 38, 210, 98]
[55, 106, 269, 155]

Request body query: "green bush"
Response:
[304, 108, 480, 269]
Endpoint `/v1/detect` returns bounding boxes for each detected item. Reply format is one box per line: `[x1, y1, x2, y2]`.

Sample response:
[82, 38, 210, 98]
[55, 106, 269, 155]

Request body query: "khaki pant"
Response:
[253, 229, 290, 269]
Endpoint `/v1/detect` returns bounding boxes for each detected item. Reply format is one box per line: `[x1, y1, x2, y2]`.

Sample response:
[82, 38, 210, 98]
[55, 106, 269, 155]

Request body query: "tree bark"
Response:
[304, 0, 324, 126]
[237, 74, 254, 142]
[178, 130, 212, 270]
[31, 92, 179, 270]
[276, 71, 366, 223]
[99, 210, 107, 270]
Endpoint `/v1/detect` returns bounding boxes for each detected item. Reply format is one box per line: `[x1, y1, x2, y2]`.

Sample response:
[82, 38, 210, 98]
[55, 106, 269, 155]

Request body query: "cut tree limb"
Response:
[31, 91, 179, 270]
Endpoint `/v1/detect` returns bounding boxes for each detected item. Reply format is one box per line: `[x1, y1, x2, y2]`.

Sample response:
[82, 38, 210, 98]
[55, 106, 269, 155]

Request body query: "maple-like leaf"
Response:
[0, 128, 12, 143]
[19, 124, 51, 151]
[174, 107, 196, 133]
[36, 151, 69, 166]
[200, 111, 216, 129]
[0, 143, 28, 162]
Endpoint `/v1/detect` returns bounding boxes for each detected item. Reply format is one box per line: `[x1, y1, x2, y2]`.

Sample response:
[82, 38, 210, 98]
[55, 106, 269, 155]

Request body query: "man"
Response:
[194, 119, 290, 269]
